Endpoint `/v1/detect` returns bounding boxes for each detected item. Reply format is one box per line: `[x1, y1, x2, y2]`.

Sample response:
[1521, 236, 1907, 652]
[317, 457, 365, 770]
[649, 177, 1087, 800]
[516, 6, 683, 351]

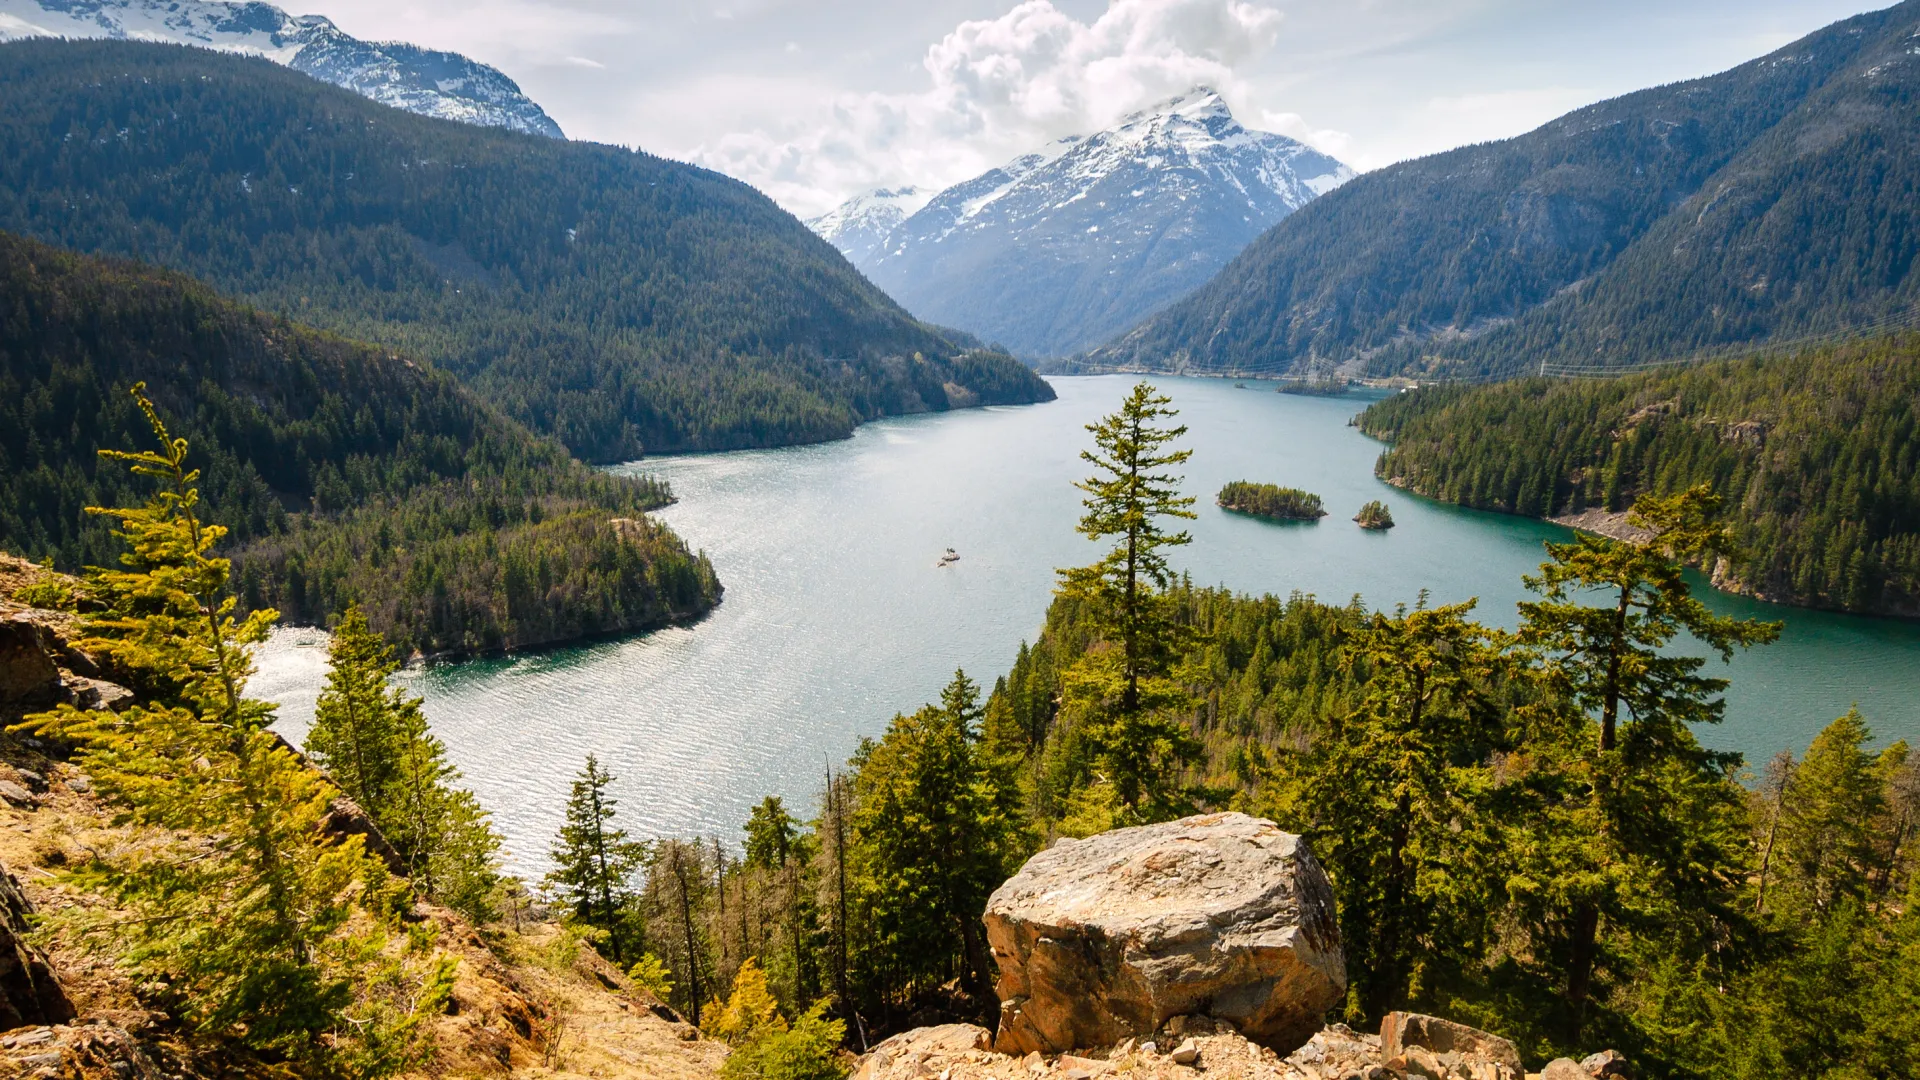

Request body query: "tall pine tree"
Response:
[1515, 485, 1780, 1035]
[1055, 382, 1202, 820]
[546, 755, 649, 962]
[306, 605, 502, 920]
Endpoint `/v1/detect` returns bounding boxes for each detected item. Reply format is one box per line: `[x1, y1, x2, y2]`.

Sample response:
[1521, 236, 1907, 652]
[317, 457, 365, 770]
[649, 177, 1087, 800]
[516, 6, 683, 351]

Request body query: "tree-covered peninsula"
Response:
[1356, 335, 1920, 617]
[1217, 481, 1326, 521]
[0, 232, 718, 656]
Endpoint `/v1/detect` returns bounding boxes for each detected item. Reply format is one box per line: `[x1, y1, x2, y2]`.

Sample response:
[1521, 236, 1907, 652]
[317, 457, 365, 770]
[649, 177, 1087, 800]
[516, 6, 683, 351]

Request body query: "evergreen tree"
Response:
[746, 797, 800, 870]
[307, 607, 405, 814]
[1308, 599, 1507, 1020]
[22, 385, 449, 1071]
[1514, 485, 1780, 1033]
[1055, 382, 1203, 819]
[1777, 709, 1886, 919]
[742, 796, 817, 1013]
[851, 669, 1030, 1008]
[307, 605, 502, 921]
[545, 755, 649, 963]
[387, 709, 504, 922]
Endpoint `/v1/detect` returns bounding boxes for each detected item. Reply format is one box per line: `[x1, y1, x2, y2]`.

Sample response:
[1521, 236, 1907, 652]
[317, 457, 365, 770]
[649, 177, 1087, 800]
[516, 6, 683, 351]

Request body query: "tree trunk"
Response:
[1566, 902, 1600, 1040]
[1754, 765, 1793, 917]
[672, 847, 702, 1024]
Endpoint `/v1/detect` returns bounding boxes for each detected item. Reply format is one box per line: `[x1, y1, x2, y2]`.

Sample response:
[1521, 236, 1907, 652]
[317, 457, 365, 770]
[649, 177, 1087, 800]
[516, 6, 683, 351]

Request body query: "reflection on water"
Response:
[257, 375, 1920, 873]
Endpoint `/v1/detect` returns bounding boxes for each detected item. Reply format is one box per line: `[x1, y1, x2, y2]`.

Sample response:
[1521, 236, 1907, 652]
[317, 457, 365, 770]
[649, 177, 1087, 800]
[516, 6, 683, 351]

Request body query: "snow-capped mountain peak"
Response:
[811, 88, 1352, 359]
[0, 0, 563, 138]
[805, 186, 932, 266]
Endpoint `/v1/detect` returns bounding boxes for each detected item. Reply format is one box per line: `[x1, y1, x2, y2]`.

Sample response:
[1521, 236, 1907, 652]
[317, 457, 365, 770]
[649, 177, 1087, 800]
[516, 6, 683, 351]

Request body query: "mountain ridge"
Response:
[814, 88, 1352, 360]
[0, 39, 1054, 463]
[0, 0, 563, 137]
[1079, 1, 1920, 378]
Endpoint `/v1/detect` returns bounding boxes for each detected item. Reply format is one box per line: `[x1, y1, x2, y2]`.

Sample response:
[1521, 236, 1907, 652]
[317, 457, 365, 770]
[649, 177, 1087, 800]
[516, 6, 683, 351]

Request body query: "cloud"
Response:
[1257, 109, 1353, 162]
[563, 55, 605, 69]
[688, 0, 1289, 218]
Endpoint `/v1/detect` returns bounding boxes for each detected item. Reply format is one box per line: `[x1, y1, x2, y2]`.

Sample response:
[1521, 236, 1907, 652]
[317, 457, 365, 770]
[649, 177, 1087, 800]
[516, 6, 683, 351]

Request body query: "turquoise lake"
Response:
[256, 375, 1920, 872]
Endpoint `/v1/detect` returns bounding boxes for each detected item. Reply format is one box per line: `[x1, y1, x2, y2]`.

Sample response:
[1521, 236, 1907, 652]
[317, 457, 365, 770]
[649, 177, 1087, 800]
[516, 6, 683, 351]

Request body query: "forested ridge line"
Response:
[1355, 334, 1920, 618]
[0, 38, 1054, 462]
[0, 229, 719, 657]
[1076, 0, 1920, 382]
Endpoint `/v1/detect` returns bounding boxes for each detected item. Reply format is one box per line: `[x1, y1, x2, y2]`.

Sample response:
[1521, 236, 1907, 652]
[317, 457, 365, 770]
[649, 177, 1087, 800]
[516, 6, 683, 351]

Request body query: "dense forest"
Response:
[1357, 335, 1920, 618]
[1078, 0, 1920, 381]
[564, 385, 1919, 1080]
[0, 231, 719, 655]
[0, 39, 1053, 461]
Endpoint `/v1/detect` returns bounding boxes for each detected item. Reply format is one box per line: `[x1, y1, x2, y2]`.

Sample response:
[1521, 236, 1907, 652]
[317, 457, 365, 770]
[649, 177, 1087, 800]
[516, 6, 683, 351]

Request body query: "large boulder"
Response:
[985, 812, 1344, 1056]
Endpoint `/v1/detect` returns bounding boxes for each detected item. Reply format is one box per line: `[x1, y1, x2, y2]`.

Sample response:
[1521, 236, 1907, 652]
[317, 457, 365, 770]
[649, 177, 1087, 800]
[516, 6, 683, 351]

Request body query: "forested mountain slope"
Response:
[1081, 0, 1920, 379]
[0, 231, 720, 655]
[0, 39, 1053, 461]
[1356, 336, 1920, 617]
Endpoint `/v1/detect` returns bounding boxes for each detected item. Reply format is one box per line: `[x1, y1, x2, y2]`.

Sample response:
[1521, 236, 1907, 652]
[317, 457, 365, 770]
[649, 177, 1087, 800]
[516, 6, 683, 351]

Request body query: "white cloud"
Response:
[1356, 86, 1599, 170]
[1257, 109, 1353, 162]
[689, 0, 1290, 218]
[563, 55, 605, 69]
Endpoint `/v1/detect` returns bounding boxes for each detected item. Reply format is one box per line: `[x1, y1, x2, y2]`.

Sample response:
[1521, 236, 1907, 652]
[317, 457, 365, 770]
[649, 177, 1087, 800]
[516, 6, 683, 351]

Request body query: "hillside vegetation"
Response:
[1357, 335, 1920, 617]
[0, 39, 1053, 461]
[1081, 0, 1920, 380]
[0, 230, 719, 655]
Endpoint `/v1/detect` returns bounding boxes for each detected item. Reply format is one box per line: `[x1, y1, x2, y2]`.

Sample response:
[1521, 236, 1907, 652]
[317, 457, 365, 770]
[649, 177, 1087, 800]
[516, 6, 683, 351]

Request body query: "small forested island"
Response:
[1216, 480, 1327, 521]
[1353, 500, 1395, 529]
[1357, 334, 1920, 616]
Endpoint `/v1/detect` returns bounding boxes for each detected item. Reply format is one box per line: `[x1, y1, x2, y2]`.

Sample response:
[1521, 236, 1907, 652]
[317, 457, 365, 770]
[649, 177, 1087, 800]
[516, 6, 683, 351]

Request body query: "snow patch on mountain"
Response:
[810, 88, 1351, 359]
[0, 0, 563, 138]
[806, 186, 932, 266]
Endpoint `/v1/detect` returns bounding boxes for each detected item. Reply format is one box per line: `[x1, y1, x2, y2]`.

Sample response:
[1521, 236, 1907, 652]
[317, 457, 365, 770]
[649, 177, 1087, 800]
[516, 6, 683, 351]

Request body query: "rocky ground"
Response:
[855, 1020, 1626, 1080]
[1544, 510, 1652, 545]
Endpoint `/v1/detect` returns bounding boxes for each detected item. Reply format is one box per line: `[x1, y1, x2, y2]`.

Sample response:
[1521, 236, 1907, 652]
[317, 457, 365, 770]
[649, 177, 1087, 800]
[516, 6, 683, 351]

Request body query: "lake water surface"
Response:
[255, 375, 1920, 873]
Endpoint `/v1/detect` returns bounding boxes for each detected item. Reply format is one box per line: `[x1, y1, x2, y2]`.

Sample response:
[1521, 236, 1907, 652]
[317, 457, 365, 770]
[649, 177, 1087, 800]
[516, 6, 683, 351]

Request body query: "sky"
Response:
[298, 0, 1890, 218]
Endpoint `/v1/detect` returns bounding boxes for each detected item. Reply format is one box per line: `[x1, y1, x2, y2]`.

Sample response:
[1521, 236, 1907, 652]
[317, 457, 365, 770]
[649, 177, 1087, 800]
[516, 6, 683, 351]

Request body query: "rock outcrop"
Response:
[985, 813, 1344, 1056]
[1380, 1013, 1522, 1075]
[0, 615, 63, 711]
[0, 861, 74, 1028]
